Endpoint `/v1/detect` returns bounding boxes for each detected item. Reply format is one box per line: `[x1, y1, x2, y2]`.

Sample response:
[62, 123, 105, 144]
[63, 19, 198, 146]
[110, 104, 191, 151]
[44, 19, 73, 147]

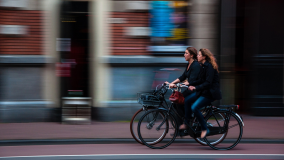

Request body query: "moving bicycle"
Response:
[136, 83, 244, 150]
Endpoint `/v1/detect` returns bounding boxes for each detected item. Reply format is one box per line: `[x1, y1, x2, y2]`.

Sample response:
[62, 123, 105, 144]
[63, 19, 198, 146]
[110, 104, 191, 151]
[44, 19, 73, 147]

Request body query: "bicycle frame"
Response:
[141, 83, 238, 138]
[157, 102, 200, 138]
[155, 102, 237, 138]
[136, 83, 243, 150]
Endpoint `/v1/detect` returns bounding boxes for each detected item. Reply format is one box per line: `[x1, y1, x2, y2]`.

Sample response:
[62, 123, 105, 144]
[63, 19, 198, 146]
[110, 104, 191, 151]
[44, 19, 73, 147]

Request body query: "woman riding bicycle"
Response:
[179, 48, 222, 139]
[165, 47, 201, 133]
[165, 47, 201, 94]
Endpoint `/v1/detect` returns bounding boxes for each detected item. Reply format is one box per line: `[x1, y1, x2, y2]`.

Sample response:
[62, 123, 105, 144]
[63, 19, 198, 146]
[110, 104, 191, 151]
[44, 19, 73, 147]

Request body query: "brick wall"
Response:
[110, 12, 150, 55]
[0, 9, 44, 55]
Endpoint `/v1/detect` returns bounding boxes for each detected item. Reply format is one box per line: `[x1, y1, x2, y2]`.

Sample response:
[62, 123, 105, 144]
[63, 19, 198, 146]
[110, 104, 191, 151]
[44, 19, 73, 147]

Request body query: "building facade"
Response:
[0, 0, 283, 122]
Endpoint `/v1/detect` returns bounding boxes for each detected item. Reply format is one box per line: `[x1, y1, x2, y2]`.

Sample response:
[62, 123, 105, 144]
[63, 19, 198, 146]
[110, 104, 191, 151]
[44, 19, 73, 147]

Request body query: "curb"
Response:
[1, 138, 284, 146]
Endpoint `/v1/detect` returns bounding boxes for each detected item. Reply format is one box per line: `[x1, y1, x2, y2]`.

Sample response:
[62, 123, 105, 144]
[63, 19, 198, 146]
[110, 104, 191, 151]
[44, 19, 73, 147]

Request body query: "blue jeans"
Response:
[184, 92, 213, 131]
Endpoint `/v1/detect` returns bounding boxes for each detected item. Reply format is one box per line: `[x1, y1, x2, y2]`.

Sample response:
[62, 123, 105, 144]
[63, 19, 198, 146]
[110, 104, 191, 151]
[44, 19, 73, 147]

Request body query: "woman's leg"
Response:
[191, 96, 213, 131]
[183, 92, 198, 123]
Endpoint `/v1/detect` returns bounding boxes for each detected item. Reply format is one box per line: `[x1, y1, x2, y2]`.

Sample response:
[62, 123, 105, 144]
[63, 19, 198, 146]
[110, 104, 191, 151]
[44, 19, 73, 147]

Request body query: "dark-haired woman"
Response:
[166, 47, 201, 89]
[165, 47, 201, 132]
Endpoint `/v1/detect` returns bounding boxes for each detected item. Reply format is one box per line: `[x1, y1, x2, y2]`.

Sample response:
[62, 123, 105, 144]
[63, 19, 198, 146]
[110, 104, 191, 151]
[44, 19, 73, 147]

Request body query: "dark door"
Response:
[58, 1, 90, 97]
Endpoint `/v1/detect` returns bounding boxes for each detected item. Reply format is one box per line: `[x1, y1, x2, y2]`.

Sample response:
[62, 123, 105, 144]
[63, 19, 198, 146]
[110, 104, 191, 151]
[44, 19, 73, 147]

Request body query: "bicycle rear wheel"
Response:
[193, 112, 227, 146]
[130, 107, 164, 145]
[137, 109, 178, 149]
[203, 110, 243, 150]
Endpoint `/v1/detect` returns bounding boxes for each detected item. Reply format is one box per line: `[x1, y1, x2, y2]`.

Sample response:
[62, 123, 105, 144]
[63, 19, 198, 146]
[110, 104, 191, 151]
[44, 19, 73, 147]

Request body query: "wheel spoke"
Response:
[228, 123, 239, 129]
[211, 119, 225, 126]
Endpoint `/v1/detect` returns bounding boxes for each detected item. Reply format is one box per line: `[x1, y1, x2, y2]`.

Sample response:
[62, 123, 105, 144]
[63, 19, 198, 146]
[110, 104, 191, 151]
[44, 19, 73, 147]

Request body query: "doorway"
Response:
[58, 0, 91, 123]
[58, 1, 90, 98]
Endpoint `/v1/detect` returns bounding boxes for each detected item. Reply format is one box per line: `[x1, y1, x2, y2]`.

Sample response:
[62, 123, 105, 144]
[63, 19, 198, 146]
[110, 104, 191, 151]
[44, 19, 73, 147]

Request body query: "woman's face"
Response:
[197, 51, 206, 63]
[184, 50, 192, 61]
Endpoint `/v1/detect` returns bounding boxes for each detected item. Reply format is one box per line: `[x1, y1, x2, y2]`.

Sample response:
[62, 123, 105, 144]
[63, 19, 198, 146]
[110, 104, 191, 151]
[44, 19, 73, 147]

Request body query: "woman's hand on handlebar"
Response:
[165, 81, 177, 88]
[188, 86, 196, 91]
[182, 81, 189, 86]
[169, 83, 177, 88]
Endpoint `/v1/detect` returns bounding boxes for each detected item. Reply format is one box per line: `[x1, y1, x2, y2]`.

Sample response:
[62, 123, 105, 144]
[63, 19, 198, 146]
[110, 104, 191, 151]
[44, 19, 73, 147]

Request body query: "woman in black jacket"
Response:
[179, 48, 222, 139]
[166, 47, 201, 89]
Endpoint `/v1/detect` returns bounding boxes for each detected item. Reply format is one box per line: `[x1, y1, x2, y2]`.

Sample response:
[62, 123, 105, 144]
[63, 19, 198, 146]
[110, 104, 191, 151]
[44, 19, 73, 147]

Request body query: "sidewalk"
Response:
[0, 114, 284, 144]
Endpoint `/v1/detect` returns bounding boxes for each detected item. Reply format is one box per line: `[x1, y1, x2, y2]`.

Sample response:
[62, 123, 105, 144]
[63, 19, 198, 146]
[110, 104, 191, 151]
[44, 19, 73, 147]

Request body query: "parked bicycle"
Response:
[136, 83, 244, 150]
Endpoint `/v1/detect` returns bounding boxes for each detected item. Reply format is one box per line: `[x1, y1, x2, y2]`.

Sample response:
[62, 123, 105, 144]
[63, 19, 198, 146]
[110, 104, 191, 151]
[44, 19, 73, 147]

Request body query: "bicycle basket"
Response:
[137, 92, 161, 106]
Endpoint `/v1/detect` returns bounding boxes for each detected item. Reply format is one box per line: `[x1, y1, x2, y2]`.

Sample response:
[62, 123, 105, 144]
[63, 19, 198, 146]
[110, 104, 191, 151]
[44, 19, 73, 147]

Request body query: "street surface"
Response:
[0, 143, 284, 160]
[1, 115, 284, 159]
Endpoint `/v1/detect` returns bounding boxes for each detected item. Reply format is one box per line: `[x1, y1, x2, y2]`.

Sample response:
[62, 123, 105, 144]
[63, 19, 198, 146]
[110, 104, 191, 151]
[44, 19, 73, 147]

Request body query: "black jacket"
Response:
[178, 61, 201, 84]
[194, 61, 222, 100]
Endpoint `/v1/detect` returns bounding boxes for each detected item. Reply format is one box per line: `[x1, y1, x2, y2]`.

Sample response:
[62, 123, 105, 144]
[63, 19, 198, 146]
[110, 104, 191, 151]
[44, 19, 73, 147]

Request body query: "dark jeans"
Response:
[184, 92, 213, 131]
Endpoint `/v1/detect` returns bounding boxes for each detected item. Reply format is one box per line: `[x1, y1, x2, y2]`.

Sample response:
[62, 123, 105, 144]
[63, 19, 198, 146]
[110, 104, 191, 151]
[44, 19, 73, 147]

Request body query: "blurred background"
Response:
[0, 0, 283, 123]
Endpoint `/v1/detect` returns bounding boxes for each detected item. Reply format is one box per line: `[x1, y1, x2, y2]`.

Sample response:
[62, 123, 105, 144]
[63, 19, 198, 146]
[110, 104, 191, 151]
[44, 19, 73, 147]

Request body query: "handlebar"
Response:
[151, 83, 189, 96]
[153, 83, 188, 94]
[175, 83, 188, 88]
[165, 83, 188, 88]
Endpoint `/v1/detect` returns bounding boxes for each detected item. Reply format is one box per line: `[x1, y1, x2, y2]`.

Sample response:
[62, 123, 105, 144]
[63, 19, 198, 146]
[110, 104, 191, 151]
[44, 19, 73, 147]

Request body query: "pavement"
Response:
[0, 114, 284, 145]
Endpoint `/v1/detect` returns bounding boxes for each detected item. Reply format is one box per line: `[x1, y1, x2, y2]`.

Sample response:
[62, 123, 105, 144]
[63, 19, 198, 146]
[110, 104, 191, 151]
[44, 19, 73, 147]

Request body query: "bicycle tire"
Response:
[130, 107, 164, 145]
[203, 110, 243, 150]
[193, 112, 228, 146]
[137, 109, 178, 149]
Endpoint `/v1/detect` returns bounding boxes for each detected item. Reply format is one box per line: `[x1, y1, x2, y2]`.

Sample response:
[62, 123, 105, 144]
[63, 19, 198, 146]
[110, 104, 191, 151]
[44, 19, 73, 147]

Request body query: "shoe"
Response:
[179, 124, 188, 130]
[201, 128, 210, 139]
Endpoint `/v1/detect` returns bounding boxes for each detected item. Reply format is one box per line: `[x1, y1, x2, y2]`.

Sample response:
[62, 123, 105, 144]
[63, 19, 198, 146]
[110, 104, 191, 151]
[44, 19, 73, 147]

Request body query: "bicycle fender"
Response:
[222, 109, 244, 127]
[234, 112, 244, 127]
[212, 109, 244, 127]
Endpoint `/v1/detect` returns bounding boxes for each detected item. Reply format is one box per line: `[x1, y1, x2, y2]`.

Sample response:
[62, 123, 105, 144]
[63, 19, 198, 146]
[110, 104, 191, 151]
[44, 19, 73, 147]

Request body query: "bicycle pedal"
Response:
[178, 130, 188, 137]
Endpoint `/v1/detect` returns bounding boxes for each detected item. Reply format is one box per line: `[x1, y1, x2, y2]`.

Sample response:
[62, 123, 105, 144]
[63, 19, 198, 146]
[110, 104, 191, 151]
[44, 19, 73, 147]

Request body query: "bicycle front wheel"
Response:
[203, 110, 243, 150]
[137, 109, 178, 149]
[130, 107, 163, 145]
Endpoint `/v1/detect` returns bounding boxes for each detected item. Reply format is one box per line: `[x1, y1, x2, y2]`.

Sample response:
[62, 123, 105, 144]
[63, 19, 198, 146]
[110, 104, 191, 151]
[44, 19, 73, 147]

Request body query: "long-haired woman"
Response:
[166, 47, 201, 89]
[179, 48, 222, 138]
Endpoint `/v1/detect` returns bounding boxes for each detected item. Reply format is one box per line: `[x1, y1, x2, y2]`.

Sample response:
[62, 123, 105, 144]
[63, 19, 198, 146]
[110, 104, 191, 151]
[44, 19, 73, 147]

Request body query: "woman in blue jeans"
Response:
[179, 48, 222, 139]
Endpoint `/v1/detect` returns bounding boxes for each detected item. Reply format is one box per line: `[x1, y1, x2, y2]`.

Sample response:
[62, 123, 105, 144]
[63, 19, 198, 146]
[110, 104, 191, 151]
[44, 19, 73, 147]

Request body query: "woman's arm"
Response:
[170, 78, 181, 84]
[189, 77, 203, 86]
[191, 64, 214, 91]
[165, 78, 181, 88]
[179, 66, 187, 83]
[165, 64, 187, 88]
